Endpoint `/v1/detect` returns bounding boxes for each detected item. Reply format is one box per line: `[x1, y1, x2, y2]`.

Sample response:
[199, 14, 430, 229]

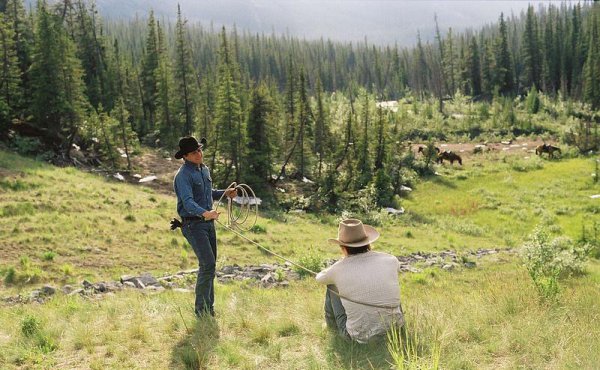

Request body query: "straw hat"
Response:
[328, 219, 380, 248]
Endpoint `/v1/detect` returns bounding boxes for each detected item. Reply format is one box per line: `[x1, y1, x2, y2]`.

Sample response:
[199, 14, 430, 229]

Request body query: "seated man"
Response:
[316, 219, 404, 343]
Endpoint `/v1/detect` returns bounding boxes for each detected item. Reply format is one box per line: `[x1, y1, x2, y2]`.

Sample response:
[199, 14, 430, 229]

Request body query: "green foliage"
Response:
[41, 251, 56, 262]
[60, 263, 75, 277]
[373, 168, 394, 207]
[3, 266, 16, 284]
[522, 226, 591, 302]
[294, 251, 324, 278]
[249, 224, 267, 234]
[21, 315, 41, 337]
[20, 315, 57, 354]
[9, 135, 42, 155]
[526, 86, 541, 114]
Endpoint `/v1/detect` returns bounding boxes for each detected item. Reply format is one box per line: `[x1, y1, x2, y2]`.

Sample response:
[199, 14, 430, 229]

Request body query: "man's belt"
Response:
[182, 216, 213, 223]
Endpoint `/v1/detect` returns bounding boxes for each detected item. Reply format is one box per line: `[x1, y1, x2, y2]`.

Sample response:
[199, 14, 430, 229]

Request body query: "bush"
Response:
[42, 251, 57, 262]
[250, 224, 267, 234]
[9, 135, 43, 155]
[522, 226, 592, 302]
[21, 315, 41, 337]
[3, 266, 16, 285]
[294, 251, 324, 278]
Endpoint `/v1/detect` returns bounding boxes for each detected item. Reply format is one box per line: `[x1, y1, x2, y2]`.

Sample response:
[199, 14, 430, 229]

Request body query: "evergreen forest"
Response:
[1, 0, 600, 209]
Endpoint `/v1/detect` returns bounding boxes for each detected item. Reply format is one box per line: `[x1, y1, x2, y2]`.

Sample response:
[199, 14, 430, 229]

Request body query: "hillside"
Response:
[1, 149, 599, 368]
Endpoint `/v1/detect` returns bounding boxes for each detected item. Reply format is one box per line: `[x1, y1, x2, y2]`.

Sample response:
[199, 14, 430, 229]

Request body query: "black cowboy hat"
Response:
[175, 136, 205, 159]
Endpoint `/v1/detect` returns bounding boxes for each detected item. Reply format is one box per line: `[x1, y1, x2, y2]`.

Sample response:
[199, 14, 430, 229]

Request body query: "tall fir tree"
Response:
[244, 84, 272, 196]
[313, 77, 330, 178]
[155, 20, 176, 146]
[173, 5, 196, 137]
[494, 13, 514, 95]
[29, 0, 87, 150]
[465, 36, 482, 96]
[4, 0, 32, 116]
[0, 11, 21, 134]
[139, 10, 159, 138]
[522, 5, 542, 90]
[355, 91, 372, 189]
[214, 26, 243, 185]
[583, 13, 600, 110]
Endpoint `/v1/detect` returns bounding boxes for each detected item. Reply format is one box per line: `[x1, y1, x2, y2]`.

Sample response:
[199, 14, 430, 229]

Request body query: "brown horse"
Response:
[535, 144, 561, 158]
[417, 146, 440, 156]
[437, 151, 462, 165]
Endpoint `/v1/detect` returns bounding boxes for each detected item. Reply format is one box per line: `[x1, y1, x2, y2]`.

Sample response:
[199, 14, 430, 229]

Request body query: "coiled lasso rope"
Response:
[214, 182, 259, 232]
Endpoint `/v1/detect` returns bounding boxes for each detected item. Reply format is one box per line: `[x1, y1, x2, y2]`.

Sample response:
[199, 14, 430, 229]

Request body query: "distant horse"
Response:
[417, 146, 440, 157]
[535, 144, 561, 158]
[437, 151, 462, 165]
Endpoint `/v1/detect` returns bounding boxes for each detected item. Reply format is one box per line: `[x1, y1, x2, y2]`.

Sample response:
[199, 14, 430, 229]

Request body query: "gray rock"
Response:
[93, 283, 107, 293]
[463, 261, 477, 268]
[30, 290, 41, 299]
[261, 273, 274, 283]
[68, 289, 84, 296]
[132, 278, 146, 289]
[123, 281, 136, 288]
[137, 273, 160, 287]
[41, 285, 56, 296]
[61, 285, 75, 294]
[442, 264, 456, 271]
[82, 280, 93, 289]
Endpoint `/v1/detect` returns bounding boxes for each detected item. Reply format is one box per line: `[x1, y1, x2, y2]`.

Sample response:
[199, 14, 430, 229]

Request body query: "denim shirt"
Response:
[174, 161, 225, 218]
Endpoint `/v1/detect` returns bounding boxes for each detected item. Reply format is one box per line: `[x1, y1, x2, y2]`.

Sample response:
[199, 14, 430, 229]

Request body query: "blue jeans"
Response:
[182, 220, 217, 316]
[325, 285, 350, 339]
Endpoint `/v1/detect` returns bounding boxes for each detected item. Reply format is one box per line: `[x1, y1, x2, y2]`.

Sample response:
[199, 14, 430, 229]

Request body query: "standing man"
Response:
[316, 219, 404, 343]
[174, 136, 236, 317]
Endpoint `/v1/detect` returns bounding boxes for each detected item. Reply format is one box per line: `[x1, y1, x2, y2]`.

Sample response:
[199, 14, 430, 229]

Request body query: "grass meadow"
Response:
[1, 149, 600, 369]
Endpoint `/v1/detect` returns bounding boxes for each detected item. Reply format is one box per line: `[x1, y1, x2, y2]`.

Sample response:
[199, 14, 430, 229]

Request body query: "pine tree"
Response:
[444, 27, 457, 95]
[155, 20, 176, 146]
[173, 5, 196, 137]
[29, 0, 87, 150]
[292, 68, 314, 178]
[72, 0, 110, 110]
[494, 13, 514, 95]
[583, 13, 600, 110]
[355, 91, 372, 189]
[139, 10, 159, 138]
[522, 5, 542, 89]
[480, 38, 494, 96]
[4, 0, 32, 116]
[464, 36, 482, 96]
[245, 84, 272, 196]
[313, 77, 330, 178]
[214, 26, 242, 185]
[0, 12, 21, 135]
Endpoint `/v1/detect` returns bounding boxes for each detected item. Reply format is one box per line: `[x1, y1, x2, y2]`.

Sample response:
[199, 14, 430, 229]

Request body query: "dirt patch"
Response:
[412, 138, 555, 160]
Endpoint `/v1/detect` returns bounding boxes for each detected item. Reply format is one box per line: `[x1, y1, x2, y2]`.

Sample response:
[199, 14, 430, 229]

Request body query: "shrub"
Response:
[60, 264, 75, 276]
[21, 315, 41, 337]
[522, 226, 591, 302]
[250, 224, 267, 234]
[3, 266, 16, 285]
[42, 251, 57, 262]
[294, 252, 324, 278]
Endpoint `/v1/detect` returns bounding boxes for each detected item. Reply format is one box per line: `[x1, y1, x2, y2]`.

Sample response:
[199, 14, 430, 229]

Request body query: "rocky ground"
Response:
[1, 248, 513, 306]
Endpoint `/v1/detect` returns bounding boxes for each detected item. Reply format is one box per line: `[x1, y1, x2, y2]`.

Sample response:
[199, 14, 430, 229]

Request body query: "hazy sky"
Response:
[57, 0, 562, 46]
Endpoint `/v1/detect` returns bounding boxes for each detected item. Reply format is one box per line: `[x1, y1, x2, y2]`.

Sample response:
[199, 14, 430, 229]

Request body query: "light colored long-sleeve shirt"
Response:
[316, 250, 404, 343]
